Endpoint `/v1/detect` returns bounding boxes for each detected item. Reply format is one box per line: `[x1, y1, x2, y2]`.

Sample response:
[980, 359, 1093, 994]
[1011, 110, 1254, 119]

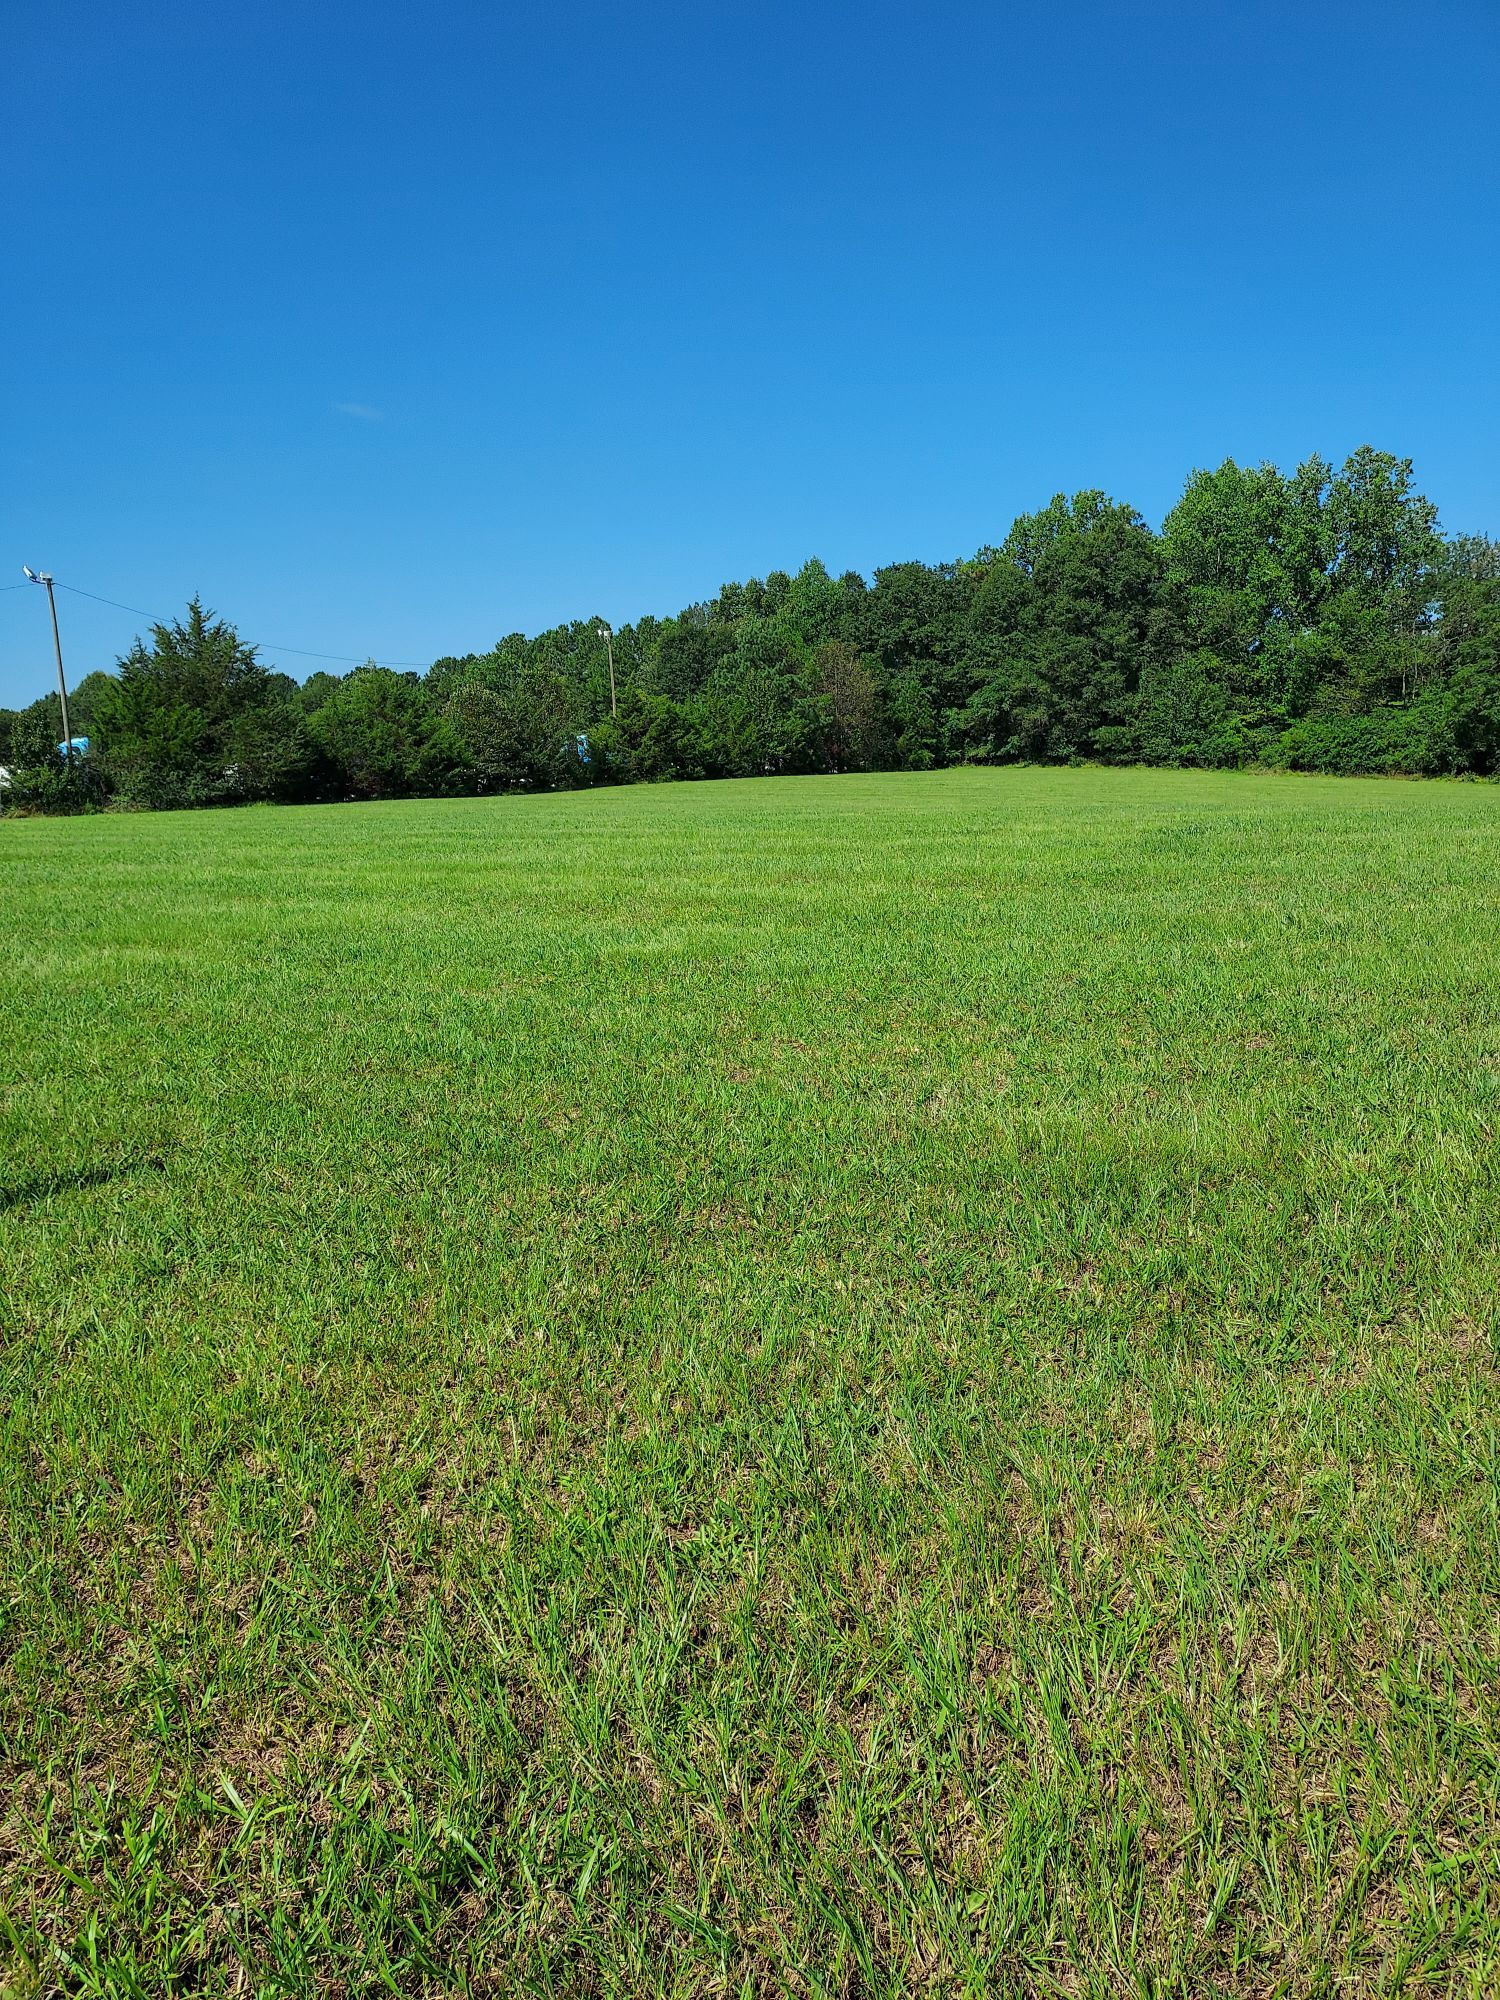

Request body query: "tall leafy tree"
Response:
[963, 492, 1164, 761]
[307, 665, 462, 799]
[1160, 456, 1332, 729]
[814, 642, 886, 771]
[94, 598, 286, 807]
[1325, 448, 1442, 615]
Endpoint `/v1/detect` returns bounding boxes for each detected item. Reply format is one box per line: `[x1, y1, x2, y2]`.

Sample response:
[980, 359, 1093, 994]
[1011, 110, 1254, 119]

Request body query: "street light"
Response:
[597, 622, 617, 718]
[23, 566, 74, 762]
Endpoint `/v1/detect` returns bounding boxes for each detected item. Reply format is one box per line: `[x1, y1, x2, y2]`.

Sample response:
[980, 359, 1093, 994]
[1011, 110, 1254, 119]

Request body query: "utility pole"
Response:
[23, 567, 73, 761]
[597, 622, 617, 718]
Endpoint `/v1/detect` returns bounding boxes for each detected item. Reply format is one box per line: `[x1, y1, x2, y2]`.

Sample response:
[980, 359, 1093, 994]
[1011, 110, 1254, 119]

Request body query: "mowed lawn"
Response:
[2, 767, 1499, 1998]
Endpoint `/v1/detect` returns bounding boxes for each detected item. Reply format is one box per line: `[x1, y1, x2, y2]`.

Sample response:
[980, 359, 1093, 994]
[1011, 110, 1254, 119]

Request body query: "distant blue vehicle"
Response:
[58, 736, 90, 756]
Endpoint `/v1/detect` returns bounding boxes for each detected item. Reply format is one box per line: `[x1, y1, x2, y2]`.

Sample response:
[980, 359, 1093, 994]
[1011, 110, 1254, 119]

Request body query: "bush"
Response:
[1131, 652, 1254, 768]
[1273, 702, 1458, 777]
[306, 667, 465, 798]
[2, 752, 108, 814]
[1, 708, 109, 813]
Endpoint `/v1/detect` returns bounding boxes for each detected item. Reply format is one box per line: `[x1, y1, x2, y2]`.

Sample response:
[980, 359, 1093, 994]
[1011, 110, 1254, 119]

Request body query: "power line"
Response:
[51, 583, 165, 623]
[25, 578, 431, 670]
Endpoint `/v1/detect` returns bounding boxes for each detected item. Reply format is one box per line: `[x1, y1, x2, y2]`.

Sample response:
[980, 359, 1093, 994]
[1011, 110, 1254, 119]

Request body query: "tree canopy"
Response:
[4, 447, 1497, 813]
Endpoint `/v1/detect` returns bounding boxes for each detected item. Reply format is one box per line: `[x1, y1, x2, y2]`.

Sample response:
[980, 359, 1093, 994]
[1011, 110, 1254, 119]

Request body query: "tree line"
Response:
[3, 447, 1498, 813]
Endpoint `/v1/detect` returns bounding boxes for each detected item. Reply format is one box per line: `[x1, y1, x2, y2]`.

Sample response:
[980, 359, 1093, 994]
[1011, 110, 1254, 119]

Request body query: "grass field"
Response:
[2, 766, 1499, 1997]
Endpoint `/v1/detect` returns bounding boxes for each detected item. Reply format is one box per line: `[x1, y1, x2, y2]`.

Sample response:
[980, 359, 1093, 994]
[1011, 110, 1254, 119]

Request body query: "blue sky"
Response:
[3, 0, 1496, 707]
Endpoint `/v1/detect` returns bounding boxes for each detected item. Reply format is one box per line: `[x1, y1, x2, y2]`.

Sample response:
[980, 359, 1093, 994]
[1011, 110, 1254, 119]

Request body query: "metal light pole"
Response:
[23, 567, 73, 762]
[597, 622, 617, 718]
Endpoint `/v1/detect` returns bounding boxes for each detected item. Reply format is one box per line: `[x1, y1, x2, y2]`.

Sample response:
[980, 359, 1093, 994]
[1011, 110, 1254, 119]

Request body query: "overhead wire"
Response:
[7, 577, 430, 668]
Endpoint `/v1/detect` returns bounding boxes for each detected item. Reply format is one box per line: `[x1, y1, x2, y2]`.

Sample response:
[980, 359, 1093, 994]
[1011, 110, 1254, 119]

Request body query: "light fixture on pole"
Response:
[597, 622, 617, 718]
[23, 566, 74, 762]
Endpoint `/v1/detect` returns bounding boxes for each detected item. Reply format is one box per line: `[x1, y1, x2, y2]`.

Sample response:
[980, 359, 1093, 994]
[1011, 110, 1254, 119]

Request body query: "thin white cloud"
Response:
[334, 401, 384, 422]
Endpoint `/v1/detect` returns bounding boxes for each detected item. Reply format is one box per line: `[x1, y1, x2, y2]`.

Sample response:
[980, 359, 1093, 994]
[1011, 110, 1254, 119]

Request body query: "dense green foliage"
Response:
[3, 448, 1498, 811]
[3, 770, 1498, 1993]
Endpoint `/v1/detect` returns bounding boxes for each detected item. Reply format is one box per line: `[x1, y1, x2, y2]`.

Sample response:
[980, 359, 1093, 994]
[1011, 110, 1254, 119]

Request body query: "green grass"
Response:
[2, 766, 1499, 1997]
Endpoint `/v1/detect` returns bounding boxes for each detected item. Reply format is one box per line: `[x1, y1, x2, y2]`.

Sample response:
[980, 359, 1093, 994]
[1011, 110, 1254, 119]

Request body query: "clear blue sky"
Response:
[3, 0, 1496, 707]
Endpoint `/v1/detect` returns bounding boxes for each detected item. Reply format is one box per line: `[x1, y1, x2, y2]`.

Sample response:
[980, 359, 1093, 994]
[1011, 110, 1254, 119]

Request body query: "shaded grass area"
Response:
[2, 766, 1498, 1996]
